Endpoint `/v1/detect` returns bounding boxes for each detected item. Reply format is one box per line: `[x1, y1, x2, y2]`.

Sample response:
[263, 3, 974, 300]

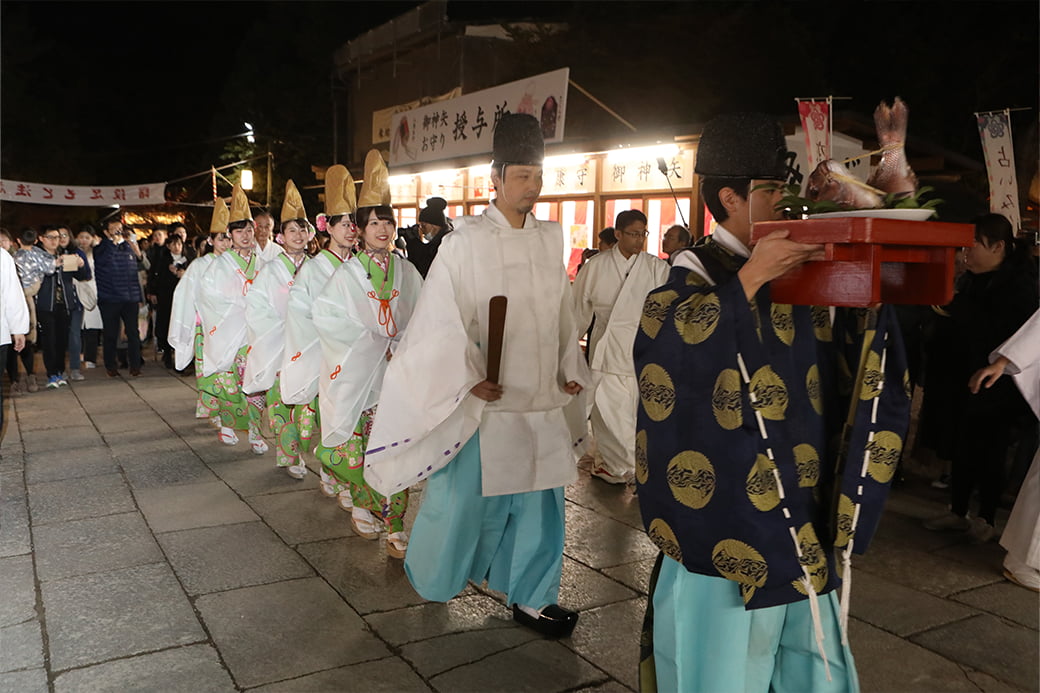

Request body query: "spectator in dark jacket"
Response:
[35, 225, 90, 387]
[147, 234, 189, 368]
[94, 218, 144, 377]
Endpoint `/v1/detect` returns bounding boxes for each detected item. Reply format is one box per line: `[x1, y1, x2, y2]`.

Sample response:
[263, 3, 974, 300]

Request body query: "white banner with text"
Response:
[0, 180, 167, 206]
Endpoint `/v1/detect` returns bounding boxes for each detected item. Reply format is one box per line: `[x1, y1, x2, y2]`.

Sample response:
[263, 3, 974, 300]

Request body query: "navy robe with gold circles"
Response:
[634, 240, 911, 610]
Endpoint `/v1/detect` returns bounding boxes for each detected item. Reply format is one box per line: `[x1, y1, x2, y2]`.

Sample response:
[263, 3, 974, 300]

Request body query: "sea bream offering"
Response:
[805, 97, 919, 209]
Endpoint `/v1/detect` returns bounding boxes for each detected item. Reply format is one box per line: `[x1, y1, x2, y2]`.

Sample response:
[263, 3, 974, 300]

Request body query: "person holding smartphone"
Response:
[94, 217, 144, 377]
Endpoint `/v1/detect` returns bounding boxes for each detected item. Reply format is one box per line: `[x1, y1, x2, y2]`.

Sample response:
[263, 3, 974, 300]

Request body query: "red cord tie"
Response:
[330, 365, 341, 380]
[368, 289, 400, 337]
[236, 269, 254, 295]
[290, 351, 302, 362]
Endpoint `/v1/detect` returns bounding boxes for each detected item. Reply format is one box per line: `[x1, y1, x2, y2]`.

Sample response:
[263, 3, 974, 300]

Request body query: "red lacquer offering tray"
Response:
[750, 214, 975, 307]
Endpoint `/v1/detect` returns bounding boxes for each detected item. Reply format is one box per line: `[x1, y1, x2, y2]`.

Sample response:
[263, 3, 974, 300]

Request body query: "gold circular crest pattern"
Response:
[746, 453, 781, 512]
[810, 305, 832, 342]
[859, 350, 883, 401]
[771, 304, 795, 346]
[866, 430, 903, 483]
[711, 369, 743, 430]
[667, 451, 716, 509]
[793, 443, 821, 488]
[750, 366, 789, 421]
[712, 539, 768, 598]
[640, 289, 678, 339]
[635, 430, 649, 485]
[805, 364, 823, 416]
[673, 292, 721, 345]
[639, 364, 676, 422]
[834, 494, 857, 548]
[792, 523, 829, 595]
[648, 518, 682, 562]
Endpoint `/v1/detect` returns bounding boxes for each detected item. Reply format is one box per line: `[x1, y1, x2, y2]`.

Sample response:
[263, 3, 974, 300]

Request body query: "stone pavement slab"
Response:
[850, 618, 986, 692]
[0, 668, 48, 693]
[399, 627, 540, 678]
[0, 495, 31, 557]
[560, 557, 638, 611]
[297, 537, 425, 615]
[119, 452, 219, 489]
[195, 577, 390, 689]
[565, 597, 646, 692]
[206, 457, 321, 497]
[564, 502, 659, 569]
[27, 472, 135, 526]
[33, 511, 162, 582]
[20, 425, 103, 454]
[853, 537, 1004, 598]
[0, 619, 44, 673]
[848, 567, 979, 637]
[565, 476, 644, 530]
[364, 593, 514, 646]
[430, 639, 606, 693]
[157, 521, 313, 596]
[1, 469, 24, 500]
[23, 447, 119, 485]
[52, 643, 235, 693]
[910, 614, 1039, 691]
[87, 412, 169, 435]
[601, 558, 654, 596]
[0, 555, 36, 626]
[40, 562, 205, 671]
[246, 657, 430, 692]
[953, 582, 1040, 630]
[134, 480, 258, 533]
[246, 488, 355, 545]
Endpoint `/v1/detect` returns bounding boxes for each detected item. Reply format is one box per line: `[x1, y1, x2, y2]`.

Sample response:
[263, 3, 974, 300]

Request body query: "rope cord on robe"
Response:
[368, 289, 400, 337]
[736, 350, 832, 683]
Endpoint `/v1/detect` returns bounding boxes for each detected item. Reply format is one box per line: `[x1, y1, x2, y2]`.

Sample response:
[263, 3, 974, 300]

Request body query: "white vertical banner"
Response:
[797, 98, 831, 170]
[977, 109, 1021, 230]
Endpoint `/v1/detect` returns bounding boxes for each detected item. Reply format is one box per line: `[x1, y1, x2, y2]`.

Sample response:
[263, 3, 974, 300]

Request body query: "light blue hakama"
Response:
[650, 556, 859, 693]
[404, 433, 566, 609]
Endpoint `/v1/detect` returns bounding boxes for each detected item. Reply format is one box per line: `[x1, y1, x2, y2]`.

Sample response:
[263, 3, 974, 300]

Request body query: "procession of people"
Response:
[2, 109, 1037, 693]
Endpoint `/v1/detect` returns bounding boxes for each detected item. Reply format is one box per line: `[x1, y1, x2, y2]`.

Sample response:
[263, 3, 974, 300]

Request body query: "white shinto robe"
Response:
[312, 254, 423, 447]
[257, 239, 285, 265]
[573, 246, 669, 476]
[280, 250, 344, 405]
[365, 203, 590, 497]
[243, 253, 299, 394]
[197, 250, 263, 376]
[991, 308, 1040, 573]
[168, 254, 215, 371]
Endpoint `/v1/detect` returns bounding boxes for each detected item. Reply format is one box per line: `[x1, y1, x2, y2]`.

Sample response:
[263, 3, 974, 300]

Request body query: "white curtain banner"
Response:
[797, 99, 831, 170]
[977, 109, 1021, 230]
[389, 68, 569, 167]
[0, 180, 167, 206]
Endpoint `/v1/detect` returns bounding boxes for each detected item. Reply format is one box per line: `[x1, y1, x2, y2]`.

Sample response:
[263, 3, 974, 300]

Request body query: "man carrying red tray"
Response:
[634, 112, 912, 692]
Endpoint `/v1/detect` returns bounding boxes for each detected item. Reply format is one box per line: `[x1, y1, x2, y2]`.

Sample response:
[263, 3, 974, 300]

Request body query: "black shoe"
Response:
[511, 604, 578, 639]
[106, 369, 120, 378]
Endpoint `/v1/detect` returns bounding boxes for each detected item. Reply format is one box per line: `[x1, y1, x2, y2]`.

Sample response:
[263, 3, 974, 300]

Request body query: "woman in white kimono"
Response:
[244, 180, 314, 478]
[970, 307, 1040, 591]
[313, 150, 423, 558]
[197, 184, 269, 454]
[169, 200, 232, 424]
[280, 165, 360, 501]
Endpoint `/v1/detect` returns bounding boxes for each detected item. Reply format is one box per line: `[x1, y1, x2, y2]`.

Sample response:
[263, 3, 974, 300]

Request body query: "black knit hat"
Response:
[695, 113, 790, 180]
[491, 113, 544, 167]
[418, 197, 447, 228]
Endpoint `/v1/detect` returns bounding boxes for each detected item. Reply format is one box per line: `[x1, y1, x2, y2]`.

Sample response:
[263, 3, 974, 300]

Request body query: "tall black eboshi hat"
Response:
[695, 113, 791, 181]
[491, 113, 544, 168]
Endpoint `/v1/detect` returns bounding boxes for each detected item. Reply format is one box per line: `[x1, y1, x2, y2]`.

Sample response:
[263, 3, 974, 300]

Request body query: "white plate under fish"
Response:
[808, 209, 936, 221]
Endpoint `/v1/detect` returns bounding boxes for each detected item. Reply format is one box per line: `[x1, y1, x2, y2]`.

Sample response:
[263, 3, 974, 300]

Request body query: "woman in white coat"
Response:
[970, 307, 1040, 591]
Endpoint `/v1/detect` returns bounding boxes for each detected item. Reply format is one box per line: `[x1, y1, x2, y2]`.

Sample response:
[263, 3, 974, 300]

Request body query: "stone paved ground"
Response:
[1, 364, 1037, 692]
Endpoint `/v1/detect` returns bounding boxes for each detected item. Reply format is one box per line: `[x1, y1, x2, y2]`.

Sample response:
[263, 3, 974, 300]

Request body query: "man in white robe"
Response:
[253, 210, 285, 264]
[365, 114, 590, 638]
[573, 209, 669, 483]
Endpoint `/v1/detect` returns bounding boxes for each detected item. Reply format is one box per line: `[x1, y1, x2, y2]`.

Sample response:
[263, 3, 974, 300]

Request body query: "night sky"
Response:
[2, 1, 1037, 196]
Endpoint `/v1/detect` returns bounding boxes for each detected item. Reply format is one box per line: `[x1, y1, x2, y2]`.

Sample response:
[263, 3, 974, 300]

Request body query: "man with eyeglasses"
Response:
[573, 209, 668, 484]
[35, 225, 90, 388]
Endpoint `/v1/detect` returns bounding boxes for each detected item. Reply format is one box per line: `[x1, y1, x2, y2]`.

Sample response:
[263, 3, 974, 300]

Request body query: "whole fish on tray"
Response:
[805, 97, 918, 209]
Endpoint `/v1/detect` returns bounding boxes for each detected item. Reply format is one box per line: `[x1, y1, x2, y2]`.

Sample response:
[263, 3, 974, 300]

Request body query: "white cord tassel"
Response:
[789, 526, 831, 683]
[839, 498, 862, 646]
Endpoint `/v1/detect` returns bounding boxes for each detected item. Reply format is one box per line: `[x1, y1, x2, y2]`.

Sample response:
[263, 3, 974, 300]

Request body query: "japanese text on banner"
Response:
[389, 68, 568, 167]
[977, 110, 1021, 231]
[0, 180, 167, 207]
